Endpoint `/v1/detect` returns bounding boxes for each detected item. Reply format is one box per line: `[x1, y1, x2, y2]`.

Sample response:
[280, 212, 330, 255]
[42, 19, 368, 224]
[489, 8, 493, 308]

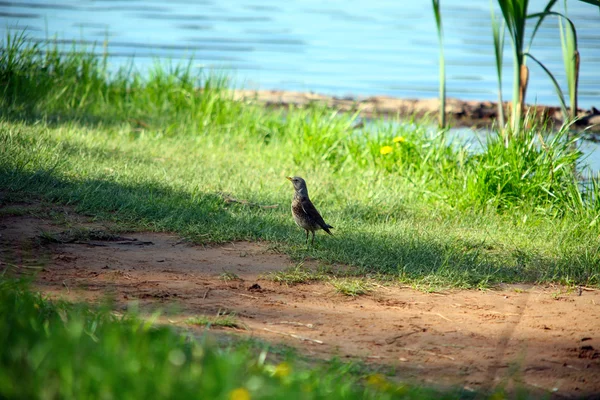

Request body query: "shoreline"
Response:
[232, 89, 600, 133]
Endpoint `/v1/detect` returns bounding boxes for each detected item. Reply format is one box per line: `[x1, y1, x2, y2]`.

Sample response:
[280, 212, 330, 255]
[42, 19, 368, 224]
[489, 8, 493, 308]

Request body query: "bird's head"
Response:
[286, 176, 309, 197]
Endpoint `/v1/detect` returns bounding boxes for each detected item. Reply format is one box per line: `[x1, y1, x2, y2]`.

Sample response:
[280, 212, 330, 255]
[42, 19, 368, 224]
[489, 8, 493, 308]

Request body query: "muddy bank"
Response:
[233, 89, 600, 133]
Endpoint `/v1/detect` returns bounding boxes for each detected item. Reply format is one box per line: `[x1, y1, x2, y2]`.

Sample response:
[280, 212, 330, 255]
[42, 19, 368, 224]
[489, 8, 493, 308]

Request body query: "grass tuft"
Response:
[331, 278, 374, 297]
[186, 313, 241, 328]
[219, 272, 241, 282]
[267, 264, 329, 286]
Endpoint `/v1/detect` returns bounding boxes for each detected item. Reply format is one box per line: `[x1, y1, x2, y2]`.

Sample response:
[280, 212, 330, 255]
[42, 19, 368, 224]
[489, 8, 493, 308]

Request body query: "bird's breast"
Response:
[291, 199, 316, 230]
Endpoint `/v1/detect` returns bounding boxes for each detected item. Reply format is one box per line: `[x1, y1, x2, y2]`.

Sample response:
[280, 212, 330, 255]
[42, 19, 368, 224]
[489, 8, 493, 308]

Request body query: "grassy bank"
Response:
[1, 33, 600, 289]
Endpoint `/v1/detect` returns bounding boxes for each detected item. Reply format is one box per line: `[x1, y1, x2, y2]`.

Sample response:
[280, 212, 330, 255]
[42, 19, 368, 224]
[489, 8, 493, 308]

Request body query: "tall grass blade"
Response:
[559, 2, 579, 122]
[490, 1, 506, 136]
[497, 0, 529, 135]
[526, 0, 558, 53]
[432, 0, 446, 129]
[524, 52, 568, 117]
[577, 0, 600, 6]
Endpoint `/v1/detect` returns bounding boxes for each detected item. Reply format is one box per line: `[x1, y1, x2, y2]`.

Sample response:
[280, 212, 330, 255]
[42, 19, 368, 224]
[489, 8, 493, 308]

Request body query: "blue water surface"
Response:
[1, 0, 599, 108]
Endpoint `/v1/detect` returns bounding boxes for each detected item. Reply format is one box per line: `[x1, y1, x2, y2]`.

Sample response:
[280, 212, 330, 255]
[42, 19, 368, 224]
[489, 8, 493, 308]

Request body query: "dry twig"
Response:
[398, 347, 455, 361]
[233, 292, 258, 300]
[263, 328, 324, 344]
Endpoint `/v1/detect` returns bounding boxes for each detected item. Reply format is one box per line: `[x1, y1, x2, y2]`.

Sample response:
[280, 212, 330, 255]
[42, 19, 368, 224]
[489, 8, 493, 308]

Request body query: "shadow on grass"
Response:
[1, 163, 597, 288]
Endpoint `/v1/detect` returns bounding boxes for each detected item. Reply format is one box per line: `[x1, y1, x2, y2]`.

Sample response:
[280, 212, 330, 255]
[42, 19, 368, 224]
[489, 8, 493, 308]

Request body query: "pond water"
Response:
[1, 0, 600, 170]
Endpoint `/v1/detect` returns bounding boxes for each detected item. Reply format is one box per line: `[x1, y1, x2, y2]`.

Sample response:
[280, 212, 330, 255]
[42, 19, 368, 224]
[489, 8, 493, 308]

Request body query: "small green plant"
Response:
[219, 271, 241, 282]
[330, 278, 373, 297]
[186, 312, 240, 328]
[267, 264, 326, 286]
[464, 120, 582, 212]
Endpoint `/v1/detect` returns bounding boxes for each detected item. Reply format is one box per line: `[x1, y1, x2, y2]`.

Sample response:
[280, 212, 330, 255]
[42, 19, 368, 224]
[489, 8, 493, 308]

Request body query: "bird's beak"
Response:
[286, 176, 292, 181]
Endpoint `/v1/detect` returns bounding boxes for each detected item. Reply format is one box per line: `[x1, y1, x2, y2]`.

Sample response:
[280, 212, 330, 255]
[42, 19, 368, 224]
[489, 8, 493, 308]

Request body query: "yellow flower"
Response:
[366, 373, 394, 391]
[379, 146, 393, 155]
[489, 393, 506, 400]
[274, 362, 291, 378]
[393, 136, 405, 143]
[229, 388, 250, 400]
[366, 373, 386, 387]
[301, 383, 314, 392]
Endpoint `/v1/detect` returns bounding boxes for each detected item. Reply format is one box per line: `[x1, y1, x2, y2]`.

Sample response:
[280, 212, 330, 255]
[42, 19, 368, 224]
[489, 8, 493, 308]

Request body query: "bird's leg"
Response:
[305, 230, 309, 243]
[311, 231, 315, 246]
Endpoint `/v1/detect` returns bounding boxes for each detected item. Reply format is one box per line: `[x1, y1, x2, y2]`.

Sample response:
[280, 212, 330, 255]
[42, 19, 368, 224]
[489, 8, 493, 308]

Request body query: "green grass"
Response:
[186, 313, 241, 329]
[220, 272, 242, 282]
[1, 33, 600, 290]
[330, 278, 374, 297]
[268, 265, 375, 296]
[1, 278, 473, 400]
[267, 264, 331, 286]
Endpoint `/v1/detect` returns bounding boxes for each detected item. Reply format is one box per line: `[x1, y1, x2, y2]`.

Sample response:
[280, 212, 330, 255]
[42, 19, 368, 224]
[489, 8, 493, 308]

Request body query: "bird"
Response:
[286, 176, 333, 245]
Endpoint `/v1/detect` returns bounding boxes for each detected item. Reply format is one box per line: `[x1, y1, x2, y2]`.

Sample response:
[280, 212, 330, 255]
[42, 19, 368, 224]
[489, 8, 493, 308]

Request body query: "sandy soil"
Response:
[1, 205, 599, 398]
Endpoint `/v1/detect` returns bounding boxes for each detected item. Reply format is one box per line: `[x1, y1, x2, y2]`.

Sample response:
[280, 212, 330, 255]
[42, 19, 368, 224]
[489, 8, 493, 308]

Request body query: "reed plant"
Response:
[559, 1, 580, 122]
[431, 0, 446, 129]
[496, 0, 530, 135]
[430, 0, 593, 135]
[490, 1, 506, 142]
[492, 0, 587, 133]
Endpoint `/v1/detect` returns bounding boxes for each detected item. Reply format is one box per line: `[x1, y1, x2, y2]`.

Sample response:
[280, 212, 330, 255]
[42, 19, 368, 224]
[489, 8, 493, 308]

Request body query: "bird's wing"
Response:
[300, 198, 332, 233]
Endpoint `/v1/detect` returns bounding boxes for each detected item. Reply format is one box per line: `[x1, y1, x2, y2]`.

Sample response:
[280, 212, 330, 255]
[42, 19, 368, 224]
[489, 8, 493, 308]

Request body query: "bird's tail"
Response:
[323, 224, 334, 235]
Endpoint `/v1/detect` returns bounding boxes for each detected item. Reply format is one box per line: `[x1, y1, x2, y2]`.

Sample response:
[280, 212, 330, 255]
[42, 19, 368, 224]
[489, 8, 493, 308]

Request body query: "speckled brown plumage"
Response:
[286, 176, 333, 245]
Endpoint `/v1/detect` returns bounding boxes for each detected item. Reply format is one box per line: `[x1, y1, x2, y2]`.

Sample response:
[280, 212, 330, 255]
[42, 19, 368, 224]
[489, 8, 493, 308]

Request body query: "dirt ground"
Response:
[1, 204, 599, 399]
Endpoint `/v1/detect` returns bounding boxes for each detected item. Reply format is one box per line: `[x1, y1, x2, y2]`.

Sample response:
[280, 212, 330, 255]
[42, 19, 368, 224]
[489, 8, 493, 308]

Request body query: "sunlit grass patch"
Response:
[220, 271, 241, 282]
[266, 264, 329, 286]
[186, 312, 241, 329]
[330, 278, 374, 297]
